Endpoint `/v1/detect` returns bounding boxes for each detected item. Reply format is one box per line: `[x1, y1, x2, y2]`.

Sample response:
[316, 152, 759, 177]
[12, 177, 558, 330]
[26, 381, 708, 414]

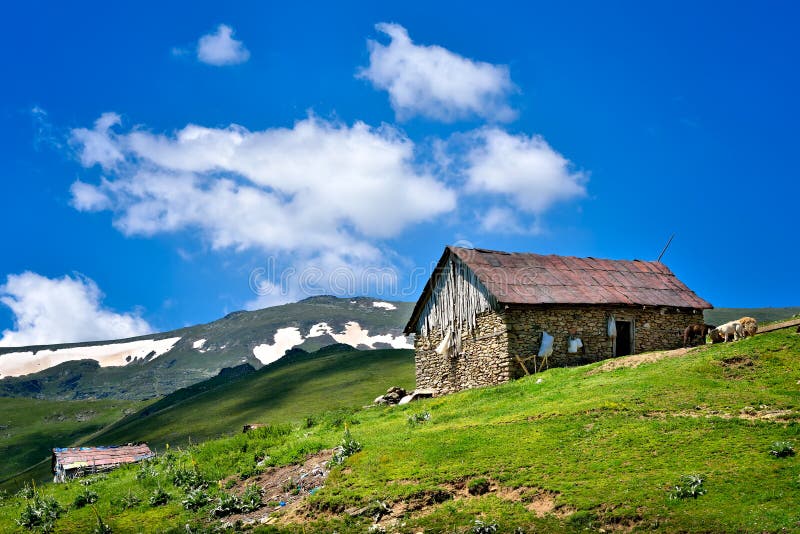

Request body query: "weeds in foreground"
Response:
[329, 427, 362, 466]
[472, 519, 499, 533]
[16, 489, 63, 532]
[181, 488, 210, 511]
[148, 486, 171, 507]
[669, 474, 707, 499]
[117, 489, 141, 510]
[769, 441, 795, 458]
[73, 488, 99, 508]
[407, 411, 431, 426]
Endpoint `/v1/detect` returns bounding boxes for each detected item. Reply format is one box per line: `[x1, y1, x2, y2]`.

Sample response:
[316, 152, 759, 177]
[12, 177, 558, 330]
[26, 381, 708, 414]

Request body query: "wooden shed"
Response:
[52, 444, 154, 482]
[405, 246, 712, 395]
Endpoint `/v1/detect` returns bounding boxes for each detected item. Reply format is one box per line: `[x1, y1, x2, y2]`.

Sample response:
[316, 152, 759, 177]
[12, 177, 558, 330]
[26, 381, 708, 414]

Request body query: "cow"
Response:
[683, 323, 715, 347]
[711, 321, 744, 342]
[738, 317, 758, 338]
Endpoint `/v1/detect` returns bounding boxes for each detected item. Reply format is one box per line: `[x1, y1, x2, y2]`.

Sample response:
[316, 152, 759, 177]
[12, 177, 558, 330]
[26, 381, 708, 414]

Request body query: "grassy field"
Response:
[0, 398, 148, 490]
[1, 329, 797, 532]
[89, 346, 415, 452]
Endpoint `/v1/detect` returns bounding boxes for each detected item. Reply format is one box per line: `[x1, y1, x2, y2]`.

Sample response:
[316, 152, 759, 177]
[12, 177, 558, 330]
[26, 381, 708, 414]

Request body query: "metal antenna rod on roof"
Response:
[656, 233, 675, 263]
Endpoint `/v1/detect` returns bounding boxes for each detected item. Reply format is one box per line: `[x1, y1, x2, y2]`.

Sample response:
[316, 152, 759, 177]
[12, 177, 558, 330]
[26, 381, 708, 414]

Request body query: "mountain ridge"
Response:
[0, 296, 414, 400]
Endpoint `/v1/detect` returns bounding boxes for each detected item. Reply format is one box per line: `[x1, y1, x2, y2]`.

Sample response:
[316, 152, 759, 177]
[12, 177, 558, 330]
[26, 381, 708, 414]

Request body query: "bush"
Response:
[211, 492, 242, 517]
[472, 519, 499, 533]
[407, 411, 431, 426]
[173, 467, 206, 489]
[468, 477, 490, 496]
[148, 487, 171, 507]
[329, 427, 362, 466]
[669, 474, 707, 499]
[73, 488, 99, 508]
[240, 484, 264, 513]
[182, 488, 210, 511]
[16, 493, 63, 532]
[135, 463, 158, 481]
[118, 490, 141, 510]
[17, 483, 36, 500]
[770, 441, 795, 458]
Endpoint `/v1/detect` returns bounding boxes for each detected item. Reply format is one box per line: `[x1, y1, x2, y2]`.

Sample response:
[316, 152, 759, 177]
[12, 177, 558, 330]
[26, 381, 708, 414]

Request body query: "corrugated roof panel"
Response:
[448, 247, 712, 309]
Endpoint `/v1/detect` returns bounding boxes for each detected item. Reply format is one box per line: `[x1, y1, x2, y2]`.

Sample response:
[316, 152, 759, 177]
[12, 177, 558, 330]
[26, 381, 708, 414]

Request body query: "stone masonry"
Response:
[415, 305, 702, 394]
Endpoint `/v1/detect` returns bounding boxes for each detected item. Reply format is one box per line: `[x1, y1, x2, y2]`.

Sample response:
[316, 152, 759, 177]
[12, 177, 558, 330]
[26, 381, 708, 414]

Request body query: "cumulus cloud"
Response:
[197, 24, 250, 66]
[0, 272, 152, 347]
[463, 128, 587, 228]
[359, 23, 516, 122]
[69, 112, 123, 169]
[68, 113, 456, 268]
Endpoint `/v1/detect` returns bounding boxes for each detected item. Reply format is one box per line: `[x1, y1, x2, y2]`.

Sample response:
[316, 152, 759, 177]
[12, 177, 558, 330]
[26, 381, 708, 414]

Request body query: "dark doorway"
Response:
[615, 321, 632, 357]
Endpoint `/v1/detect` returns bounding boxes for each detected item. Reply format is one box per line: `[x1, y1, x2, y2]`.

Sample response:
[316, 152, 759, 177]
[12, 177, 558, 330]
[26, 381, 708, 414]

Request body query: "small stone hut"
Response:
[404, 246, 712, 395]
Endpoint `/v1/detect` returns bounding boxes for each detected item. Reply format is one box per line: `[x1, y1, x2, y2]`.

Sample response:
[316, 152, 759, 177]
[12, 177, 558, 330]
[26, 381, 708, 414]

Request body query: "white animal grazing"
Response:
[713, 321, 744, 342]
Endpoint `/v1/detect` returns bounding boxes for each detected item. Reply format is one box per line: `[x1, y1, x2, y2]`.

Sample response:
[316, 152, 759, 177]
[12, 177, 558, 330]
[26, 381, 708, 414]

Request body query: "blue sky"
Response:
[1, 1, 798, 345]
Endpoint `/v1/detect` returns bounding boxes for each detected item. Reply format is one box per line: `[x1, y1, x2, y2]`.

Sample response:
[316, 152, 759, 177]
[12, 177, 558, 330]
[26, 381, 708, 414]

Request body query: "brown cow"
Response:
[738, 317, 758, 338]
[683, 324, 715, 347]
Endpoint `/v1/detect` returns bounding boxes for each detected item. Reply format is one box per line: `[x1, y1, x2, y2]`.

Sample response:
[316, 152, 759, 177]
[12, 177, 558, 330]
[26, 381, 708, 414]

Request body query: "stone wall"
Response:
[414, 310, 511, 395]
[506, 305, 701, 376]
[415, 304, 702, 394]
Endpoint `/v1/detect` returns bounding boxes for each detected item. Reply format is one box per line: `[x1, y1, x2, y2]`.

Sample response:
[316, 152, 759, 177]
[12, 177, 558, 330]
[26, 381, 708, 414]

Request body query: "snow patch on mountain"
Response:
[192, 338, 207, 350]
[0, 337, 181, 378]
[252, 327, 304, 365]
[372, 301, 397, 310]
[252, 321, 412, 366]
[308, 321, 412, 349]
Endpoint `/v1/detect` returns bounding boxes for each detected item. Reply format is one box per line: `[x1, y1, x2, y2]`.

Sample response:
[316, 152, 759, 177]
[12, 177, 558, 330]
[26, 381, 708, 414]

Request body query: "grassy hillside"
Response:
[89, 345, 414, 452]
[705, 306, 800, 325]
[0, 398, 147, 489]
[1, 330, 798, 532]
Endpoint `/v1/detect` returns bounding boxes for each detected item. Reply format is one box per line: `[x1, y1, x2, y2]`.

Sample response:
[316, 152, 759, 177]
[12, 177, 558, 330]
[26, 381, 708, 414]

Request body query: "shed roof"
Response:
[52, 444, 154, 471]
[405, 246, 712, 333]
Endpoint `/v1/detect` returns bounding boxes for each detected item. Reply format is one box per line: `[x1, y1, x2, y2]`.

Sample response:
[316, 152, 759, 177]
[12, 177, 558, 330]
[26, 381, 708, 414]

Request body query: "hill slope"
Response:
[0, 397, 148, 489]
[1, 329, 797, 532]
[0, 345, 413, 489]
[704, 306, 800, 325]
[91, 345, 414, 452]
[0, 296, 413, 400]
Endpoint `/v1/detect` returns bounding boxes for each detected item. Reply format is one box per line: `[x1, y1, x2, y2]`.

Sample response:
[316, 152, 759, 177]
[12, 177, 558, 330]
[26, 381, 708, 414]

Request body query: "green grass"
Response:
[0, 398, 147, 490]
[1, 331, 798, 532]
[89, 346, 414, 453]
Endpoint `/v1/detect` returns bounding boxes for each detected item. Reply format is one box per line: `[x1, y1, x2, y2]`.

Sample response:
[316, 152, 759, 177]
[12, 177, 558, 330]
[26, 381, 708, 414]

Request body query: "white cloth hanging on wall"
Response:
[568, 336, 583, 353]
[538, 331, 554, 357]
[435, 331, 452, 357]
[607, 315, 617, 339]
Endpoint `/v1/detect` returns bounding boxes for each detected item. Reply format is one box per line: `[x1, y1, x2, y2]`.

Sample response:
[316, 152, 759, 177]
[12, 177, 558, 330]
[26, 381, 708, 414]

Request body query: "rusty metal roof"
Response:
[52, 444, 154, 470]
[405, 246, 712, 333]
[450, 246, 712, 308]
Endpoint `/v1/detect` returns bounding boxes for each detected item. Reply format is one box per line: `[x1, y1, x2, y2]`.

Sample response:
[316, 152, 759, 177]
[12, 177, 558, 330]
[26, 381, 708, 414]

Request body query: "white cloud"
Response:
[0, 272, 153, 347]
[463, 128, 587, 219]
[197, 24, 250, 66]
[69, 112, 123, 169]
[359, 23, 516, 122]
[68, 113, 456, 269]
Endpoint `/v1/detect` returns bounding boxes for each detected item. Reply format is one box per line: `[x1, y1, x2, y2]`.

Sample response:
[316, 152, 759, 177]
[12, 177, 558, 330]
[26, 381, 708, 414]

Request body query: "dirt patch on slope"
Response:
[219, 449, 333, 528]
[587, 347, 693, 375]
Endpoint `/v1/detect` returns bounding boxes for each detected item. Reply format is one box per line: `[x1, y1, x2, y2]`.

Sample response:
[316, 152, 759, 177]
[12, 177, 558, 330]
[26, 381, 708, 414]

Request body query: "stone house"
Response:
[404, 246, 712, 395]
